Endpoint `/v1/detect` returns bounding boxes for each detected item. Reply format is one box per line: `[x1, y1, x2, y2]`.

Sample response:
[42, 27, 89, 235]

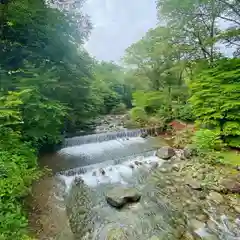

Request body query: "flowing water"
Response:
[56, 129, 187, 240]
[31, 126, 187, 240]
[30, 123, 240, 239]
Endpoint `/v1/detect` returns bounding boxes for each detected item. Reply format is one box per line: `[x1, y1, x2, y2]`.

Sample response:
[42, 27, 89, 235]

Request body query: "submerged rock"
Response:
[129, 164, 135, 169]
[106, 187, 141, 208]
[99, 168, 106, 175]
[156, 146, 175, 160]
[140, 132, 148, 138]
[150, 162, 159, 170]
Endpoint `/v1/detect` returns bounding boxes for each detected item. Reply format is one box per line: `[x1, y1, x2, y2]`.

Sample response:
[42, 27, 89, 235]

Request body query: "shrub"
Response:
[173, 104, 195, 122]
[124, 120, 141, 129]
[173, 128, 194, 148]
[0, 128, 40, 239]
[192, 129, 224, 153]
[189, 58, 240, 148]
[111, 103, 127, 115]
[132, 91, 164, 114]
[130, 107, 148, 126]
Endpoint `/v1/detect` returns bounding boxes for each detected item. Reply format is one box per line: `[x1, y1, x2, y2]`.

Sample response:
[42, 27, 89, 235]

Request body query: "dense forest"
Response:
[0, 0, 239, 239]
[125, 0, 240, 148]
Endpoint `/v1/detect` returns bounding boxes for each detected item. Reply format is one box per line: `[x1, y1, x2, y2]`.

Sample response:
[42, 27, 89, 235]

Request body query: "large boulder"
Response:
[156, 146, 175, 160]
[106, 187, 141, 208]
[66, 177, 93, 239]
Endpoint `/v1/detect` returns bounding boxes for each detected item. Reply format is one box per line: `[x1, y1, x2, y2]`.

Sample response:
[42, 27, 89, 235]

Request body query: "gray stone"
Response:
[156, 146, 175, 160]
[150, 161, 159, 169]
[220, 177, 240, 194]
[207, 191, 224, 204]
[186, 178, 202, 190]
[234, 206, 240, 214]
[140, 132, 148, 138]
[196, 214, 208, 221]
[183, 145, 197, 159]
[189, 219, 206, 230]
[106, 187, 141, 208]
[172, 163, 180, 172]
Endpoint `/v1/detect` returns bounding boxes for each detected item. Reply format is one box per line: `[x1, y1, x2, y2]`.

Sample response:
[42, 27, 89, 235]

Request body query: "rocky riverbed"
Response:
[63, 146, 240, 240]
[149, 147, 240, 239]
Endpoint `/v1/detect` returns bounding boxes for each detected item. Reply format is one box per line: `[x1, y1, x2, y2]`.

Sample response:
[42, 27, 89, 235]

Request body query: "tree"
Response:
[189, 58, 240, 147]
[123, 26, 186, 91]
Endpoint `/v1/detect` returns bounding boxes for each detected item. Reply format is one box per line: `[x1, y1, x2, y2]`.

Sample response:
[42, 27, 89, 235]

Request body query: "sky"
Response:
[83, 0, 158, 62]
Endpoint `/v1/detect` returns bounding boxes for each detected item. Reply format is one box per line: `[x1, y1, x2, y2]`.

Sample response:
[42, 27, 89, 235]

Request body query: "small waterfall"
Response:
[59, 150, 156, 177]
[58, 150, 162, 190]
[63, 128, 150, 147]
[57, 133, 164, 171]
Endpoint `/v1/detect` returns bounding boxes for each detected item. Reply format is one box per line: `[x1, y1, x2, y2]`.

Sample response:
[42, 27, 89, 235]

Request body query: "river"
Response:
[28, 116, 176, 240]
[27, 115, 240, 240]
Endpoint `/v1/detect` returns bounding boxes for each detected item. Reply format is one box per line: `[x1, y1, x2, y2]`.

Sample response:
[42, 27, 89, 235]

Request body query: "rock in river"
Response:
[220, 175, 240, 194]
[106, 187, 141, 208]
[156, 146, 175, 160]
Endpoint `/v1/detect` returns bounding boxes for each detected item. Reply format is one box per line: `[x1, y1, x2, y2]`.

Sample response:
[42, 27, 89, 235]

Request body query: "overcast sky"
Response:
[83, 0, 157, 62]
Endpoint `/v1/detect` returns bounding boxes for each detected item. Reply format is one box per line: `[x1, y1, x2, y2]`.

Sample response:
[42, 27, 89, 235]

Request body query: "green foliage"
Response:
[92, 61, 132, 115]
[190, 58, 240, 147]
[0, 128, 41, 239]
[0, 91, 23, 128]
[132, 91, 165, 113]
[19, 89, 67, 144]
[172, 104, 195, 122]
[111, 103, 127, 115]
[192, 129, 224, 153]
[173, 128, 194, 148]
[124, 119, 141, 129]
[130, 107, 148, 126]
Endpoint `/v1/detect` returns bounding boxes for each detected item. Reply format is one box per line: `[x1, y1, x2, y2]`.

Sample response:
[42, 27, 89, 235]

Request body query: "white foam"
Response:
[59, 137, 146, 157]
[59, 155, 163, 189]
